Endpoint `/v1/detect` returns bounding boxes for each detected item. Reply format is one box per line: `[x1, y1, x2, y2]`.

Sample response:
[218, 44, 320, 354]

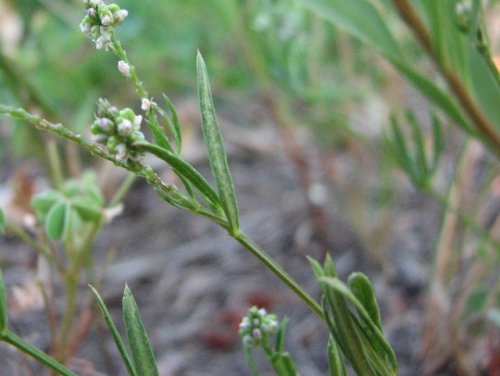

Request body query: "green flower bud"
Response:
[106, 135, 119, 153]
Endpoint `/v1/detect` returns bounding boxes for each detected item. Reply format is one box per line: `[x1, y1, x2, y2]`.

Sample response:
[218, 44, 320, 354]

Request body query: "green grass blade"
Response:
[196, 52, 240, 234]
[88, 285, 137, 376]
[122, 285, 159, 376]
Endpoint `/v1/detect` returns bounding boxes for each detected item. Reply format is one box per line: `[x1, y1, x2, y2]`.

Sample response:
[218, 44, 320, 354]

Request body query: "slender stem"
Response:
[2, 330, 77, 376]
[110, 33, 148, 99]
[391, 0, 500, 154]
[57, 268, 81, 362]
[234, 232, 323, 318]
[47, 138, 64, 189]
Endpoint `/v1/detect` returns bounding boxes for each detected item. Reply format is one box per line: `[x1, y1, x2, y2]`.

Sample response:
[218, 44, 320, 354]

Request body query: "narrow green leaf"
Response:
[196, 52, 240, 234]
[0, 208, 5, 234]
[0, 268, 8, 336]
[89, 285, 137, 376]
[122, 285, 159, 376]
[307, 256, 324, 279]
[45, 200, 70, 240]
[430, 113, 443, 173]
[143, 106, 171, 152]
[274, 317, 288, 353]
[271, 352, 298, 376]
[320, 277, 398, 373]
[327, 336, 347, 376]
[348, 272, 383, 332]
[389, 114, 418, 183]
[133, 141, 222, 211]
[162, 94, 182, 153]
[405, 111, 428, 187]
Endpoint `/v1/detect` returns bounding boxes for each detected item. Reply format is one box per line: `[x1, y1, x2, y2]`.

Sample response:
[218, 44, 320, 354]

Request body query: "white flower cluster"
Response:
[91, 98, 145, 162]
[80, 0, 128, 50]
[239, 306, 278, 348]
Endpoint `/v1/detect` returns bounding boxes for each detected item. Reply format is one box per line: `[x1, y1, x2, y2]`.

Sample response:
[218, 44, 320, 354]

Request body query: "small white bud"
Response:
[100, 15, 112, 26]
[117, 60, 131, 77]
[88, 8, 97, 18]
[141, 98, 152, 111]
[95, 36, 106, 50]
[114, 9, 128, 23]
[115, 144, 127, 161]
[252, 329, 262, 340]
[133, 115, 142, 130]
[257, 308, 267, 316]
[117, 119, 133, 136]
[80, 22, 91, 34]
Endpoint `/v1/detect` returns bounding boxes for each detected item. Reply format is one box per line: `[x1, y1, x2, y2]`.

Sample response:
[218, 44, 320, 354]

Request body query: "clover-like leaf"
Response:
[45, 200, 70, 240]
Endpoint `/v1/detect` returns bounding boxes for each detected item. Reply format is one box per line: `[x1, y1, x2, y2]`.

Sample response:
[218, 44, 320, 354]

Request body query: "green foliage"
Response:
[299, 0, 500, 153]
[310, 256, 398, 376]
[122, 285, 159, 376]
[196, 52, 240, 234]
[31, 171, 104, 240]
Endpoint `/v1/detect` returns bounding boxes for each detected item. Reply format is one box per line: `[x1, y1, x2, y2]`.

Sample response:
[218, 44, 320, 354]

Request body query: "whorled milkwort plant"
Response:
[0, 1, 397, 375]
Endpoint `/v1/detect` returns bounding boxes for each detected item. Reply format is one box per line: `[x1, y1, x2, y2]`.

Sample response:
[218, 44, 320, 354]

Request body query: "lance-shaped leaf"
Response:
[320, 276, 398, 375]
[327, 336, 347, 376]
[89, 285, 137, 376]
[133, 141, 222, 211]
[196, 52, 240, 234]
[348, 272, 382, 332]
[122, 285, 159, 376]
[0, 268, 7, 336]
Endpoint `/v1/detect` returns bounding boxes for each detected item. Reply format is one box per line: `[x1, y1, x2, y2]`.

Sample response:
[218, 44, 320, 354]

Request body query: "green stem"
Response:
[234, 232, 323, 318]
[57, 268, 81, 362]
[47, 138, 64, 189]
[2, 330, 77, 376]
[110, 33, 148, 99]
